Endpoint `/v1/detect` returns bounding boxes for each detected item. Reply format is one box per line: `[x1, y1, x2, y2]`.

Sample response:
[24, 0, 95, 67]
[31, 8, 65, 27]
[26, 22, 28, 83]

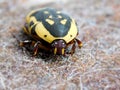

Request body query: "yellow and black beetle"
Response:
[20, 8, 82, 56]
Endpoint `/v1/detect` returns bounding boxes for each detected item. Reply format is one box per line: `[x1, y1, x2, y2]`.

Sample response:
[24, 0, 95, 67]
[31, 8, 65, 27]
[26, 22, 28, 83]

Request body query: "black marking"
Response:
[31, 24, 37, 35]
[30, 8, 72, 37]
[70, 35, 72, 37]
[44, 35, 47, 37]
[29, 21, 34, 27]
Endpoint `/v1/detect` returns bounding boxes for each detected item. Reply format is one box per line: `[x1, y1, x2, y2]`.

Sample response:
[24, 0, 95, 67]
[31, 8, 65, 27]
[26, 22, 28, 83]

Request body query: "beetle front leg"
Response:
[33, 41, 51, 56]
[66, 40, 76, 55]
[33, 41, 41, 56]
[20, 40, 33, 47]
[70, 40, 76, 55]
[23, 23, 29, 34]
[75, 38, 82, 48]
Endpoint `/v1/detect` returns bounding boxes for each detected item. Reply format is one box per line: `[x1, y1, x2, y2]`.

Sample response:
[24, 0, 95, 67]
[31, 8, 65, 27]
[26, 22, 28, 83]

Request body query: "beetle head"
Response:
[51, 39, 66, 55]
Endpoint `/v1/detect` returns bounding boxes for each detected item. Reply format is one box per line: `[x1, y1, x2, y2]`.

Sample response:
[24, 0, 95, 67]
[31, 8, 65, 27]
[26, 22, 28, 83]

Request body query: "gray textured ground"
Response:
[0, 0, 120, 90]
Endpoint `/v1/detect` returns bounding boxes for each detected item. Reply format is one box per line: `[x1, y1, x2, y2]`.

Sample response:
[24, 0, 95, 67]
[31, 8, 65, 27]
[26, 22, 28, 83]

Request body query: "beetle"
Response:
[20, 8, 82, 56]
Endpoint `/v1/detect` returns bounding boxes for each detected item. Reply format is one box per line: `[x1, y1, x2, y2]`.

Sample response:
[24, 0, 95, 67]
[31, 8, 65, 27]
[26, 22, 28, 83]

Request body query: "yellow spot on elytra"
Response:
[58, 15, 62, 19]
[49, 15, 52, 18]
[60, 19, 67, 25]
[44, 11, 49, 14]
[46, 19, 54, 25]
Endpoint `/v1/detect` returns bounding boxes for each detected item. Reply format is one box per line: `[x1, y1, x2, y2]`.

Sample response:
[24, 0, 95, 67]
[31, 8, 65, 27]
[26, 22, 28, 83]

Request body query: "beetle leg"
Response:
[23, 23, 29, 34]
[33, 41, 40, 56]
[33, 41, 51, 56]
[70, 40, 76, 55]
[20, 40, 33, 47]
[66, 40, 76, 55]
[75, 38, 82, 48]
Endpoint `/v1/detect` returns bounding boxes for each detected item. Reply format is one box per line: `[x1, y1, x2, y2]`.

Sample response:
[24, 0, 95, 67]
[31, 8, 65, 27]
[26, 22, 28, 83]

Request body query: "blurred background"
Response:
[0, 0, 120, 90]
